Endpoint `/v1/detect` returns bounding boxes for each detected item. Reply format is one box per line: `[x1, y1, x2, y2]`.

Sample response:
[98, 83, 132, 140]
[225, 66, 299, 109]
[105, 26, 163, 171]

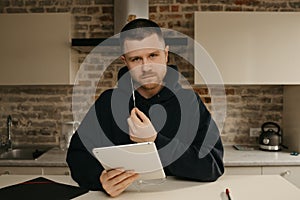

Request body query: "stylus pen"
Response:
[130, 78, 136, 107]
[226, 188, 232, 200]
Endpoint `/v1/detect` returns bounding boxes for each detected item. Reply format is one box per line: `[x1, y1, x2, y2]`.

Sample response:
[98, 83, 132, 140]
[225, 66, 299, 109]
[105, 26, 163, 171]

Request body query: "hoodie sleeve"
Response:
[66, 132, 105, 191]
[155, 92, 224, 182]
[66, 90, 115, 192]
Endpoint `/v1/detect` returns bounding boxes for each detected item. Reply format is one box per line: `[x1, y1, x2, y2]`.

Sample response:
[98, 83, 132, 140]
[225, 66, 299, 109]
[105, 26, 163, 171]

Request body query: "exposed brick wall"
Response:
[195, 85, 283, 144]
[0, 85, 73, 146]
[0, 0, 292, 146]
[0, 84, 282, 146]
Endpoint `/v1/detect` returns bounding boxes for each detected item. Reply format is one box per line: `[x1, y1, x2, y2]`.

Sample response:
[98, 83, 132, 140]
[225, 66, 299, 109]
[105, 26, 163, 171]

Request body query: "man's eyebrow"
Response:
[149, 49, 162, 54]
[126, 49, 162, 60]
[127, 55, 141, 60]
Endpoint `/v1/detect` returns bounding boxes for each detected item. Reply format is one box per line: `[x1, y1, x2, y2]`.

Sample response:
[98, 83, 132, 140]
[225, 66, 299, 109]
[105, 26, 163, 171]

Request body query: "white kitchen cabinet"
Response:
[194, 12, 300, 84]
[225, 166, 261, 175]
[0, 167, 70, 176]
[0, 13, 76, 85]
[225, 166, 300, 188]
[262, 166, 300, 188]
[0, 167, 42, 175]
[42, 167, 70, 175]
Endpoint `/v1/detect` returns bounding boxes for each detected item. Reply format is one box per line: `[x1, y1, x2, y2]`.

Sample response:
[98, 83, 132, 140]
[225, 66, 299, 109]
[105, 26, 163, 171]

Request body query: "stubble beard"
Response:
[141, 82, 161, 91]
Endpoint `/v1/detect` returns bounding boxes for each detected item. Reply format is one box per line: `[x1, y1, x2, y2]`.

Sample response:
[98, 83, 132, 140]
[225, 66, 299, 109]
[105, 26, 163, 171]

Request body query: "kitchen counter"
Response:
[0, 147, 68, 167]
[224, 145, 300, 166]
[0, 174, 300, 199]
[1, 145, 300, 167]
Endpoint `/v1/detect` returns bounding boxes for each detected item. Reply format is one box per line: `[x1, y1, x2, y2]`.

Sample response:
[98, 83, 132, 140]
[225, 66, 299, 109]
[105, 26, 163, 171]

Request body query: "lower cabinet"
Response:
[225, 166, 300, 188]
[0, 167, 42, 175]
[225, 166, 261, 175]
[43, 167, 70, 175]
[0, 167, 70, 176]
[262, 166, 300, 188]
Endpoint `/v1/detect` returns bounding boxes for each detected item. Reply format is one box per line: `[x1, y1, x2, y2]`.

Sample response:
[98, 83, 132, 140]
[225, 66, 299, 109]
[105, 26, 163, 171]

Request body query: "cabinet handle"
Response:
[280, 170, 291, 177]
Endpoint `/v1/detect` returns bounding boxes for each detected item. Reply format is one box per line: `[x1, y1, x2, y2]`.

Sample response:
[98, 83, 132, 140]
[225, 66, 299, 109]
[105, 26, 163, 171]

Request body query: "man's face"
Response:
[121, 34, 169, 91]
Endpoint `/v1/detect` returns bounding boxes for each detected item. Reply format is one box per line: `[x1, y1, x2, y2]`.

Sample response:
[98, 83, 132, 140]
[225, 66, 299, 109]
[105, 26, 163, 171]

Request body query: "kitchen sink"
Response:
[0, 148, 50, 160]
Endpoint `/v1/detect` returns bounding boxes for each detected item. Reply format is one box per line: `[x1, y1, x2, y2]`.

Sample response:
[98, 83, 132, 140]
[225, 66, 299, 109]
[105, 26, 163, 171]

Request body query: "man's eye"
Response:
[132, 58, 141, 62]
[150, 54, 158, 58]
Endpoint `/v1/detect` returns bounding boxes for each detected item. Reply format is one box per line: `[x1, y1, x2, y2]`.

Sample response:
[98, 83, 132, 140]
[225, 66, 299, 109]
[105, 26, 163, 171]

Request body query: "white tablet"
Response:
[92, 142, 165, 181]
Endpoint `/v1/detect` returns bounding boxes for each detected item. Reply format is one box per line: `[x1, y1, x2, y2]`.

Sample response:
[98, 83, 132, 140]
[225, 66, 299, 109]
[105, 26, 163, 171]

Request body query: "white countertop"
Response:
[1, 145, 300, 167]
[0, 147, 68, 167]
[224, 145, 300, 166]
[0, 175, 299, 199]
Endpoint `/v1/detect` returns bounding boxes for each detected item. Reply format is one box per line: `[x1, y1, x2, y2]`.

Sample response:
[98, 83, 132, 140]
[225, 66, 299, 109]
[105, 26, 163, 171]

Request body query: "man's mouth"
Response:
[140, 73, 157, 80]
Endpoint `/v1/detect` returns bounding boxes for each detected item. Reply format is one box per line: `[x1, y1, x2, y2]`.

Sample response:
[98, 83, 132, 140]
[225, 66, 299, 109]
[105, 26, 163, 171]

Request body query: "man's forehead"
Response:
[123, 34, 165, 54]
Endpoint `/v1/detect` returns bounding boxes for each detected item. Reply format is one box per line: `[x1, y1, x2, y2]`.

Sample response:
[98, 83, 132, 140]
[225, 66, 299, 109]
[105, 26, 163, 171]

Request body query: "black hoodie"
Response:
[66, 65, 224, 191]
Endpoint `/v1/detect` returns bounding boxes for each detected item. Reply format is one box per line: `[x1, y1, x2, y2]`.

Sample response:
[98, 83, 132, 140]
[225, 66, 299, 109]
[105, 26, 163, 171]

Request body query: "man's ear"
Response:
[121, 55, 127, 64]
[164, 45, 169, 63]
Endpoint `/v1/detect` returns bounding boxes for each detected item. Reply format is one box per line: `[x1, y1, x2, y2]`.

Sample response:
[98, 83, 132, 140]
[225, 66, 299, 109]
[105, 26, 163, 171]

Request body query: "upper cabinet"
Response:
[194, 12, 300, 85]
[0, 13, 75, 85]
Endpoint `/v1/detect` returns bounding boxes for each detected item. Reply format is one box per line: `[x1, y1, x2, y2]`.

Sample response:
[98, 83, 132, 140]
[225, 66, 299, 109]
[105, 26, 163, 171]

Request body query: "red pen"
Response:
[226, 188, 232, 200]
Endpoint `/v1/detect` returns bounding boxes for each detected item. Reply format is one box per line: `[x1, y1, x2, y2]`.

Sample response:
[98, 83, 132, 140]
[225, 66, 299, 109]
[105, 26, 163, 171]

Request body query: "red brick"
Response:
[185, 13, 193, 19]
[187, 0, 198, 3]
[102, 6, 113, 13]
[149, 14, 156, 20]
[149, 6, 157, 13]
[193, 88, 209, 95]
[157, 22, 166, 27]
[171, 5, 179, 12]
[159, 5, 170, 12]
[103, 71, 113, 79]
[98, 15, 113, 21]
[225, 88, 235, 95]
[166, 14, 183, 19]
[87, 7, 100, 14]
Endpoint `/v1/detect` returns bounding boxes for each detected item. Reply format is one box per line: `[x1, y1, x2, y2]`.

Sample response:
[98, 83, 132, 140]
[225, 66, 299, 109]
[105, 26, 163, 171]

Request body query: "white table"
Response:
[0, 175, 299, 199]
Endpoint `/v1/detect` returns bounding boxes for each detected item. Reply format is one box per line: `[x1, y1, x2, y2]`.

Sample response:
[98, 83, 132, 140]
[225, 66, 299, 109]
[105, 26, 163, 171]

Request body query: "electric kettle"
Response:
[259, 122, 282, 151]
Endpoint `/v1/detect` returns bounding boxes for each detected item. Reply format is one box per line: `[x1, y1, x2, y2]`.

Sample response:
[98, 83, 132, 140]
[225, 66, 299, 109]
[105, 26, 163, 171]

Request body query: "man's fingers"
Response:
[127, 118, 136, 133]
[130, 108, 149, 125]
[134, 108, 149, 122]
[104, 168, 125, 180]
[100, 169, 123, 187]
[130, 109, 144, 126]
[111, 174, 139, 196]
[102, 170, 139, 197]
[111, 171, 139, 188]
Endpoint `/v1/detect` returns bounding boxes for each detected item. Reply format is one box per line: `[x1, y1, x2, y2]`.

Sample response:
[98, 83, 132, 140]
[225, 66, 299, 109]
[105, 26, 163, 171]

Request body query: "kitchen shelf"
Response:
[71, 37, 188, 53]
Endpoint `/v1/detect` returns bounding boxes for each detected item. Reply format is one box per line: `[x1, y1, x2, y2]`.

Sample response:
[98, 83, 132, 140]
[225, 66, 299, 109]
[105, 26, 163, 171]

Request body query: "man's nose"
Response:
[141, 58, 151, 71]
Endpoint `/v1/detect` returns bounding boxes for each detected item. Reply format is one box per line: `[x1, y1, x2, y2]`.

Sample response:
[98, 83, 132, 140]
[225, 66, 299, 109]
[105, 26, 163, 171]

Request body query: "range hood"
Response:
[114, 0, 149, 34]
[72, 0, 187, 51]
[72, 0, 148, 49]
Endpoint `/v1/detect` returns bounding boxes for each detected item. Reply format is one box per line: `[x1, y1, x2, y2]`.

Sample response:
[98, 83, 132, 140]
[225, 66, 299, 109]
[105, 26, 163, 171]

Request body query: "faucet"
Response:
[6, 115, 12, 150]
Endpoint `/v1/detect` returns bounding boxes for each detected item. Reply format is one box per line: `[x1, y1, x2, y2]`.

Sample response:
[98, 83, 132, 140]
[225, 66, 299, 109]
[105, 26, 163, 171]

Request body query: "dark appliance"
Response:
[259, 122, 282, 151]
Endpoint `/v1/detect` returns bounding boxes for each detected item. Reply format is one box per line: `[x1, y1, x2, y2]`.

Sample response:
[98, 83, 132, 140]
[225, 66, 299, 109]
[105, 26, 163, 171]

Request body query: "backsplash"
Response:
[0, 84, 283, 146]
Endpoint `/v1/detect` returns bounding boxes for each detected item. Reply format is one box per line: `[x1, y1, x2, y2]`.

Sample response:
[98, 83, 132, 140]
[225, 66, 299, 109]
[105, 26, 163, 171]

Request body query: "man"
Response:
[67, 19, 224, 197]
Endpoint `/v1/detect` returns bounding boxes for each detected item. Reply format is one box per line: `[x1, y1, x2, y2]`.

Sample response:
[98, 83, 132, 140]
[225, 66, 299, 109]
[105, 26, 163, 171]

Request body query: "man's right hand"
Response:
[127, 108, 158, 143]
[100, 168, 139, 197]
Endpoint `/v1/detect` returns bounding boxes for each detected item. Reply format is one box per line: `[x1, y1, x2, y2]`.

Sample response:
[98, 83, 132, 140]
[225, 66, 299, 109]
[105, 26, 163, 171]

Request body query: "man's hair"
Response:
[119, 18, 165, 53]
